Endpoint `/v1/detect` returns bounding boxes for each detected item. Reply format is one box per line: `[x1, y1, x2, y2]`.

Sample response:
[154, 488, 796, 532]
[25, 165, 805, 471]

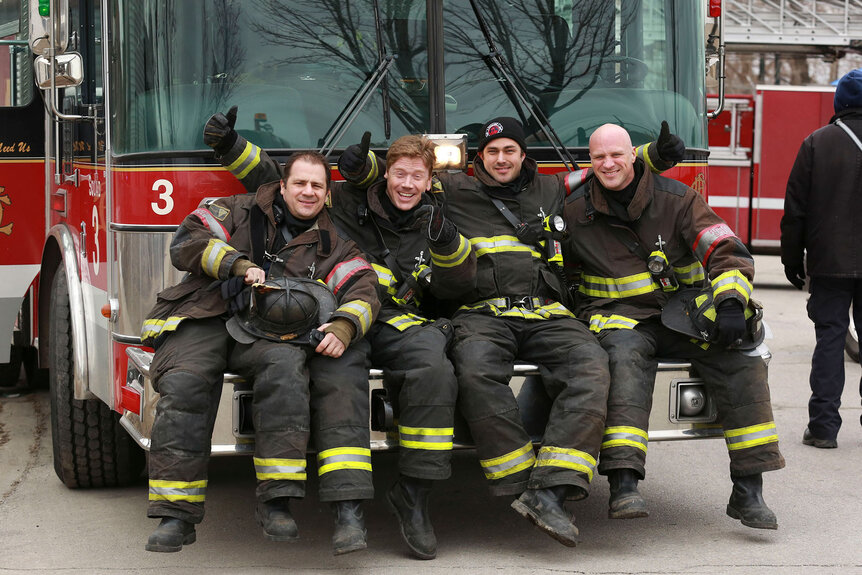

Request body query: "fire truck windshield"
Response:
[108, 0, 706, 156]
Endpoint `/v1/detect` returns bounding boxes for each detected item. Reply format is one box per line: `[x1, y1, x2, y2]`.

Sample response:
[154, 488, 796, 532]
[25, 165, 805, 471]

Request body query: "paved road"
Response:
[1, 255, 861, 574]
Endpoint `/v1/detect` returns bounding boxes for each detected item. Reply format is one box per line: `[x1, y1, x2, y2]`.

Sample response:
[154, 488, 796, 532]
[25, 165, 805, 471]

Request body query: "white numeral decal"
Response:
[91, 205, 100, 275]
[151, 179, 174, 215]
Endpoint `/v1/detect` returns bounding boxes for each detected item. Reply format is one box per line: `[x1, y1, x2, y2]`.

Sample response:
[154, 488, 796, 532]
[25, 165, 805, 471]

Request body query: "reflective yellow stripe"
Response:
[148, 479, 207, 502]
[141, 316, 185, 340]
[602, 426, 648, 453]
[431, 235, 471, 268]
[674, 261, 705, 284]
[470, 235, 541, 259]
[398, 425, 454, 451]
[201, 238, 235, 278]
[589, 314, 638, 333]
[480, 442, 536, 480]
[225, 141, 262, 180]
[386, 313, 428, 331]
[579, 272, 658, 298]
[253, 457, 307, 480]
[372, 263, 397, 295]
[317, 447, 372, 475]
[356, 150, 380, 187]
[724, 421, 779, 451]
[534, 446, 596, 481]
[459, 298, 573, 320]
[712, 270, 753, 302]
[337, 300, 373, 335]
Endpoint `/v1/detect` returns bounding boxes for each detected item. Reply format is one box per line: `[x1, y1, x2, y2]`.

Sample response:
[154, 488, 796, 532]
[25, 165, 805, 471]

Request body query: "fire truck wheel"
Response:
[48, 268, 145, 488]
[846, 320, 859, 364]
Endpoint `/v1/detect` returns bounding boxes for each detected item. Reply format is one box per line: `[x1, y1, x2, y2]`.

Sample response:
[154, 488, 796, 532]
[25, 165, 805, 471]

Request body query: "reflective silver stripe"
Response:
[673, 261, 705, 284]
[601, 426, 648, 452]
[724, 422, 779, 451]
[202, 238, 235, 278]
[579, 272, 657, 298]
[480, 442, 536, 480]
[431, 235, 471, 268]
[534, 446, 596, 481]
[326, 257, 372, 294]
[253, 457, 307, 480]
[141, 316, 185, 340]
[337, 300, 373, 334]
[225, 140, 261, 180]
[191, 207, 229, 242]
[317, 447, 372, 475]
[148, 479, 207, 502]
[470, 236, 540, 258]
[589, 314, 638, 332]
[712, 270, 753, 300]
[372, 263, 397, 294]
[386, 314, 427, 331]
[398, 426, 454, 451]
[693, 223, 735, 265]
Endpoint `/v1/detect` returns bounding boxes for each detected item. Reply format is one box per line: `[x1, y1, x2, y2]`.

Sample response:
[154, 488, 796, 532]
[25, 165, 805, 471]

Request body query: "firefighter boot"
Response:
[608, 469, 649, 519]
[331, 500, 368, 555]
[145, 517, 196, 552]
[387, 476, 437, 560]
[726, 473, 778, 530]
[511, 485, 579, 547]
[255, 497, 299, 542]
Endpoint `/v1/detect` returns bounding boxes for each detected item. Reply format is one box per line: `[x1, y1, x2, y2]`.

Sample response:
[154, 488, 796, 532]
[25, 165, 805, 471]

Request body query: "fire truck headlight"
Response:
[678, 385, 707, 417]
[424, 133, 468, 172]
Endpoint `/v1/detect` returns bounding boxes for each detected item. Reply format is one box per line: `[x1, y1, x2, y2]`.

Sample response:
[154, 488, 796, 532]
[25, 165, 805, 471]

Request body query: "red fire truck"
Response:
[1, 0, 729, 488]
[707, 85, 837, 252]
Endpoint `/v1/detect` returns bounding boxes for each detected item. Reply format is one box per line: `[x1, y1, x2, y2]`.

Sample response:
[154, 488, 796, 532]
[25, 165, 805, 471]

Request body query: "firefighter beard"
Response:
[451, 314, 610, 497]
[147, 321, 373, 524]
[596, 322, 784, 479]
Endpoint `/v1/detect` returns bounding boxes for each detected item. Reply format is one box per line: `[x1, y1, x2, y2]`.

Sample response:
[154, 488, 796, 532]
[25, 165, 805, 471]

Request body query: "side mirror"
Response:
[29, 0, 70, 56]
[35, 52, 83, 89]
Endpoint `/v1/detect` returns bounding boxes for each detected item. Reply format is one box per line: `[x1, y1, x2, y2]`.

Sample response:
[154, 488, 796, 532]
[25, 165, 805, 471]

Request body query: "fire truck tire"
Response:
[846, 319, 859, 364]
[48, 268, 144, 488]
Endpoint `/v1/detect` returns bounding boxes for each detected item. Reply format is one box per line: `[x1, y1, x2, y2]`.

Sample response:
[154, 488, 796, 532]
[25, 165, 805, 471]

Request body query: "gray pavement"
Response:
[1, 254, 861, 574]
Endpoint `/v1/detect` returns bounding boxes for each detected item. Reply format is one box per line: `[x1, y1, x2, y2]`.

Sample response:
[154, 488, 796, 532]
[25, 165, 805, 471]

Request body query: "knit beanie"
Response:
[478, 117, 527, 153]
[834, 68, 862, 113]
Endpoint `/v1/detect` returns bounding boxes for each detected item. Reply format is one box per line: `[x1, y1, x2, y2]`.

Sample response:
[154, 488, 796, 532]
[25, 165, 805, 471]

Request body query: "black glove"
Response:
[654, 120, 686, 166]
[338, 131, 372, 181]
[715, 299, 746, 348]
[416, 205, 457, 245]
[203, 105, 238, 155]
[220, 275, 249, 315]
[784, 264, 806, 290]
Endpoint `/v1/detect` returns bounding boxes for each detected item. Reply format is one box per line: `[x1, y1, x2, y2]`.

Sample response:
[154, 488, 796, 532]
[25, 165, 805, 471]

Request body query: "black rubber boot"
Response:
[726, 473, 778, 530]
[802, 427, 837, 449]
[331, 500, 368, 555]
[255, 497, 299, 542]
[386, 476, 437, 560]
[608, 469, 649, 519]
[145, 517, 196, 552]
[511, 485, 579, 547]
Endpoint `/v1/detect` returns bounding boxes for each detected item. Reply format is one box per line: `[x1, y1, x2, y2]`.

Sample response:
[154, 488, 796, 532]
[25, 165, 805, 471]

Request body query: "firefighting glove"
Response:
[416, 205, 457, 245]
[715, 298, 746, 348]
[338, 131, 378, 186]
[220, 275, 249, 315]
[646, 120, 686, 171]
[784, 263, 806, 290]
[203, 105, 238, 155]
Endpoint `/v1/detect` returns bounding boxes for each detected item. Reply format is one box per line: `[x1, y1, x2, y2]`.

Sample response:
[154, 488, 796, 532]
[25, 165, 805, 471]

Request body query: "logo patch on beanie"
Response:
[485, 122, 504, 138]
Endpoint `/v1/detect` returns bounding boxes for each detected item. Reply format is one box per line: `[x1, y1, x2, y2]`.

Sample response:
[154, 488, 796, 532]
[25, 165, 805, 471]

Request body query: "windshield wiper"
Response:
[468, 0, 577, 172]
[372, 0, 392, 140]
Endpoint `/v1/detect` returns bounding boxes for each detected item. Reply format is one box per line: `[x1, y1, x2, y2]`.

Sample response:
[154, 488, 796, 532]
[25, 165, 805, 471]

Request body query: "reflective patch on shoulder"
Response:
[209, 204, 230, 221]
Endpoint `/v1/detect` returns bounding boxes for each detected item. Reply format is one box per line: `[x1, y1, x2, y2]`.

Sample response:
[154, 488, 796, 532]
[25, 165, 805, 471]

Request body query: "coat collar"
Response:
[588, 158, 653, 221]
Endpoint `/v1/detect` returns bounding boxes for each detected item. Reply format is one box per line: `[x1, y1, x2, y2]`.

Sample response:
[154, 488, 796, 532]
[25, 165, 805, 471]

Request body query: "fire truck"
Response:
[1, 0, 736, 488]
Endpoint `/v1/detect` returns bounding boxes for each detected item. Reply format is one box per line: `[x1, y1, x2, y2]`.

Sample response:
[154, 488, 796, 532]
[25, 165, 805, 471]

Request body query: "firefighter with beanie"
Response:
[782, 67, 862, 449]
[563, 123, 785, 529]
[140, 151, 379, 555]
[203, 108, 457, 560]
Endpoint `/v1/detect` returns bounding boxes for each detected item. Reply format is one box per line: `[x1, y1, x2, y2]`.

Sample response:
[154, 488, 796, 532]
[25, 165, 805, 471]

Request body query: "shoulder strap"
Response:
[835, 118, 862, 153]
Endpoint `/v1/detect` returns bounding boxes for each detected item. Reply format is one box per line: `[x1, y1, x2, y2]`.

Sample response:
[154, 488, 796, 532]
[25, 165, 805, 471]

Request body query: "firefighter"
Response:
[204, 110, 457, 560]
[141, 151, 379, 554]
[420, 117, 612, 547]
[562, 123, 785, 529]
